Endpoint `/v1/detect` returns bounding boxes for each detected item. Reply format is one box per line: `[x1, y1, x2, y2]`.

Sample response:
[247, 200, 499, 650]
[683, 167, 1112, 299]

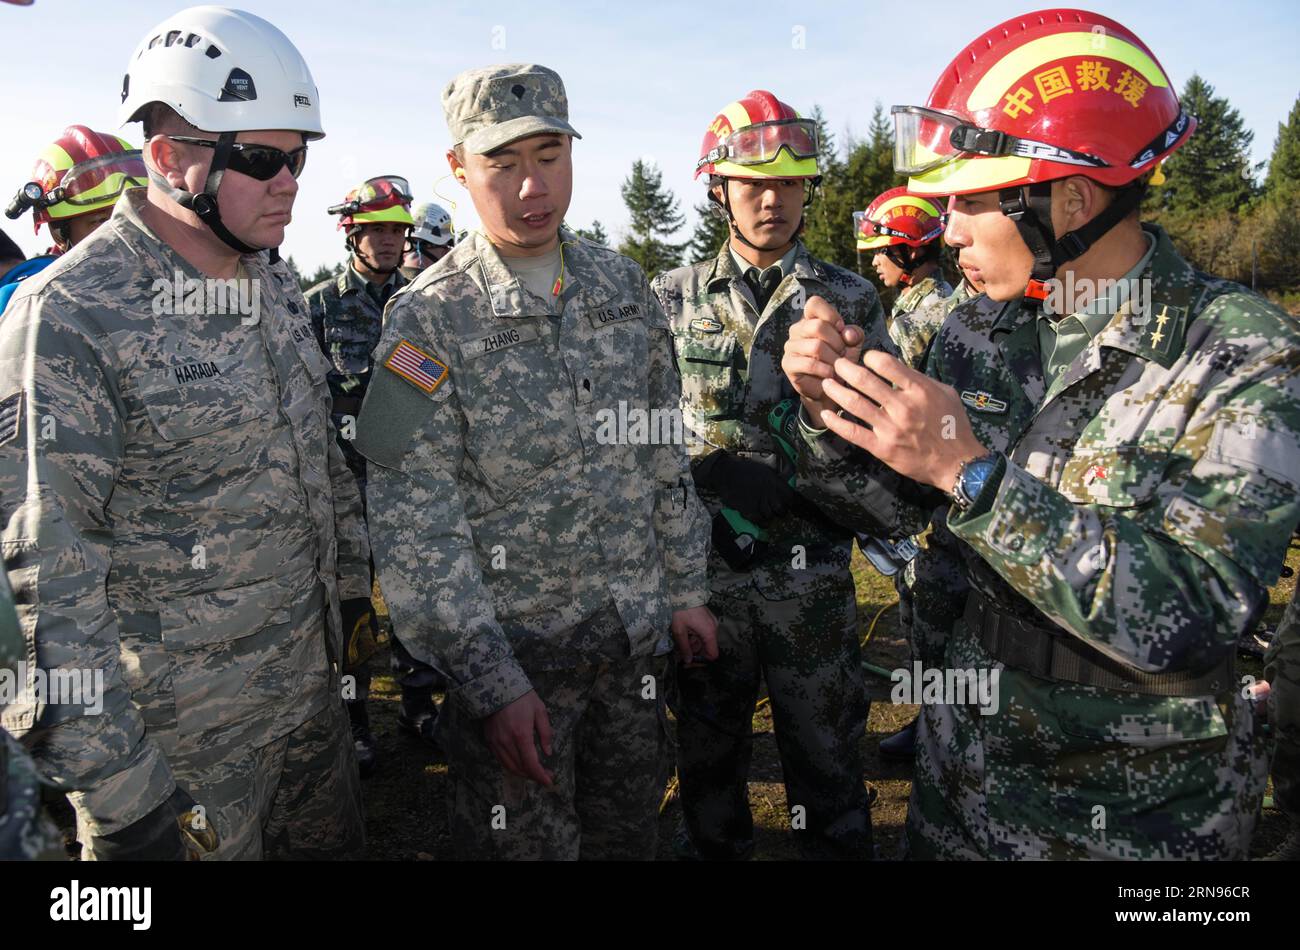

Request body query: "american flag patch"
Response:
[384, 339, 448, 395]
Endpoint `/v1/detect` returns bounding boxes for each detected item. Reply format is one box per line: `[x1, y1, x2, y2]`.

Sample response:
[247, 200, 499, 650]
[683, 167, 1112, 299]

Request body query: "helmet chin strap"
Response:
[999, 180, 1145, 307]
[150, 131, 261, 255]
[714, 177, 816, 254]
[347, 231, 400, 278]
[884, 244, 927, 286]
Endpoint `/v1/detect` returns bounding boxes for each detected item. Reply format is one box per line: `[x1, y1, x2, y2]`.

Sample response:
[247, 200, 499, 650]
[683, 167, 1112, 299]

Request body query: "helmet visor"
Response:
[354, 175, 413, 211]
[699, 119, 819, 172]
[892, 106, 971, 177]
[893, 104, 1114, 178]
[58, 151, 148, 206]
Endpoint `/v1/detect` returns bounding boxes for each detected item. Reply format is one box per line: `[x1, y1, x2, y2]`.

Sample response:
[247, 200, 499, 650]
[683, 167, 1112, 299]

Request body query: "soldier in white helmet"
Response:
[0, 6, 369, 860]
[400, 201, 455, 280]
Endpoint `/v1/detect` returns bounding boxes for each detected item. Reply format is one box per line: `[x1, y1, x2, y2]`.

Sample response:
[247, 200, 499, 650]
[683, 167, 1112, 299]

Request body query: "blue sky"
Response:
[2, 0, 1297, 272]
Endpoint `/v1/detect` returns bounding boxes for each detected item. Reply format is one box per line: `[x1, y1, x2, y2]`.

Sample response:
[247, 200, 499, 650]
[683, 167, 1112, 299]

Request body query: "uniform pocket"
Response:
[159, 574, 296, 650]
[1058, 445, 1169, 507]
[462, 336, 577, 504]
[140, 376, 271, 442]
[673, 333, 739, 421]
[159, 575, 314, 738]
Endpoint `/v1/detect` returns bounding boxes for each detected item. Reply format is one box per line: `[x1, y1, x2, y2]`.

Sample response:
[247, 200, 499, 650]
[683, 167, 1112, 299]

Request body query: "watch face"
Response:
[963, 459, 996, 500]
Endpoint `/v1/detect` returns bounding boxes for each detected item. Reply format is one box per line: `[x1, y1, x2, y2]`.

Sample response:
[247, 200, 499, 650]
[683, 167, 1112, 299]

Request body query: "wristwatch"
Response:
[951, 452, 1001, 511]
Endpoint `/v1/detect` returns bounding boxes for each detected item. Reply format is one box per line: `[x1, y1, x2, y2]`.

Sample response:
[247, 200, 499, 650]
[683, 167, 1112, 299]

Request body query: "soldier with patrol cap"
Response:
[784, 8, 1300, 859]
[651, 90, 885, 860]
[354, 63, 717, 860]
[0, 6, 369, 860]
[306, 176, 417, 775]
[401, 201, 456, 280]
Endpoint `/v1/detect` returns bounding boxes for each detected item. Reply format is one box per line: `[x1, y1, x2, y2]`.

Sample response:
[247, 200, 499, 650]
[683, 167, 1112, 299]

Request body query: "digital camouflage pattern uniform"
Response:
[886, 273, 953, 371]
[1265, 584, 1300, 845]
[652, 240, 887, 859]
[798, 224, 1300, 859]
[306, 263, 405, 490]
[354, 227, 710, 860]
[0, 541, 64, 860]
[0, 189, 369, 860]
[887, 273, 964, 677]
[305, 264, 436, 704]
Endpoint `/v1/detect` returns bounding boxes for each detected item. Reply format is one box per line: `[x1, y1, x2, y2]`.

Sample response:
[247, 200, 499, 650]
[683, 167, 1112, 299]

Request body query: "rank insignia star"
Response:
[1146, 304, 1182, 355]
[960, 389, 1009, 414]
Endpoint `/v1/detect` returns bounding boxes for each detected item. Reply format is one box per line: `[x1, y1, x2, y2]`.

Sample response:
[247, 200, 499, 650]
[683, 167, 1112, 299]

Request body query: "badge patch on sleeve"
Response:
[0, 392, 21, 447]
[384, 340, 449, 395]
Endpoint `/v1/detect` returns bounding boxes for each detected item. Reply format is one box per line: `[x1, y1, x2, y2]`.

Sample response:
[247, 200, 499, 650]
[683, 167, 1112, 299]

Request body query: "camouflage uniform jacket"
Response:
[652, 240, 889, 597]
[354, 228, 709, 718]
[944, 279, 979, 316]
[887, 273, 953, 370]
[305, 263, 406, 482]
[0, 529, 63, 860]
[0, 189, 370, 836]
[800, 224, 1300, 857]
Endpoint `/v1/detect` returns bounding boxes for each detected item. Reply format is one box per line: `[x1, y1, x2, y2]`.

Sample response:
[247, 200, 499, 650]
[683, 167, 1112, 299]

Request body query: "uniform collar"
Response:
[468, 227, 618, 318]
[113, 187, 271, 286]
[706, 239, 825, 293]
[896, 274, 946, 313]
[1088, 224, 1201, 369]
[339, 260, 404, 300]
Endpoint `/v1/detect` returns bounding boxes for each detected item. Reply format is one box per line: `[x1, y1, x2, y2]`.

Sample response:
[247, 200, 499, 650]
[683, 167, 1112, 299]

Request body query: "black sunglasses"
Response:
[165, 135, 308, 181]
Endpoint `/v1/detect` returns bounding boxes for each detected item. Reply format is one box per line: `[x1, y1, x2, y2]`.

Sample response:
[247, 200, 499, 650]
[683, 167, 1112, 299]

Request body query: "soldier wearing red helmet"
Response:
[6, 126, 147, 253]
[856, 187, 954, 369]
[1, 126, 147, 312]
[855, 188, 959, 763]
[653, 90, 890, 860]
[305, 176, 416, 776]
[785, 9, 1300, 859]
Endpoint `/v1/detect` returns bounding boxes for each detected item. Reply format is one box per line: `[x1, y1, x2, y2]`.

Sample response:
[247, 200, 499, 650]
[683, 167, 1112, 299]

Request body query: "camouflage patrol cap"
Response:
[443, 64, 582, 154]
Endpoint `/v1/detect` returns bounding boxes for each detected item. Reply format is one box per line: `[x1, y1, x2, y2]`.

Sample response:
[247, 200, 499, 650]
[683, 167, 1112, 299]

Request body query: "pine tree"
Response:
[283, 254, 304, 290]
[802, 101, 905, 274]
[575, 220, 609, 245]
[686, 200, 732, 264]
[616, 160, 686, 279]
[305, 262, 338, 291]
[1154, 74, 1258, 214]
[1265, 92, 1300, 199]
[809, 104, 839, 174]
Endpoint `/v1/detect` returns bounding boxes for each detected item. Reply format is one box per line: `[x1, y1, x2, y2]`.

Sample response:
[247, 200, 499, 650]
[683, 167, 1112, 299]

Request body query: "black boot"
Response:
[397, 687, 442, 753]
[1264, 818, 1300, 861]
[347, 698, 378, 778]
[878, 718, 919, 761]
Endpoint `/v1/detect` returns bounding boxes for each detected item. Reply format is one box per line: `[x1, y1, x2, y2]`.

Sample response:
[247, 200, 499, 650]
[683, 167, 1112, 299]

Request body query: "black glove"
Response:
[695, 451, 795, 523]
[91, 787, 217, 861]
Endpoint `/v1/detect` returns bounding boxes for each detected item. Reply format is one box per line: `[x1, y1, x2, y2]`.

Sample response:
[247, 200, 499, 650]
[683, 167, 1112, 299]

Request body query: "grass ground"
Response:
[362, 542, 1298, 860]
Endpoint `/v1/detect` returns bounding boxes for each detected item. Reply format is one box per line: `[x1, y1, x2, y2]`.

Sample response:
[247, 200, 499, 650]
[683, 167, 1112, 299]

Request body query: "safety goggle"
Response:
[166, 135, 309, 181]
[696, 119, 819, 173]
[853, 209, 946, 244]
[8, 151, 148, 216]
[330, 175, 413, 216]
[891, 104, 1191, 179]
